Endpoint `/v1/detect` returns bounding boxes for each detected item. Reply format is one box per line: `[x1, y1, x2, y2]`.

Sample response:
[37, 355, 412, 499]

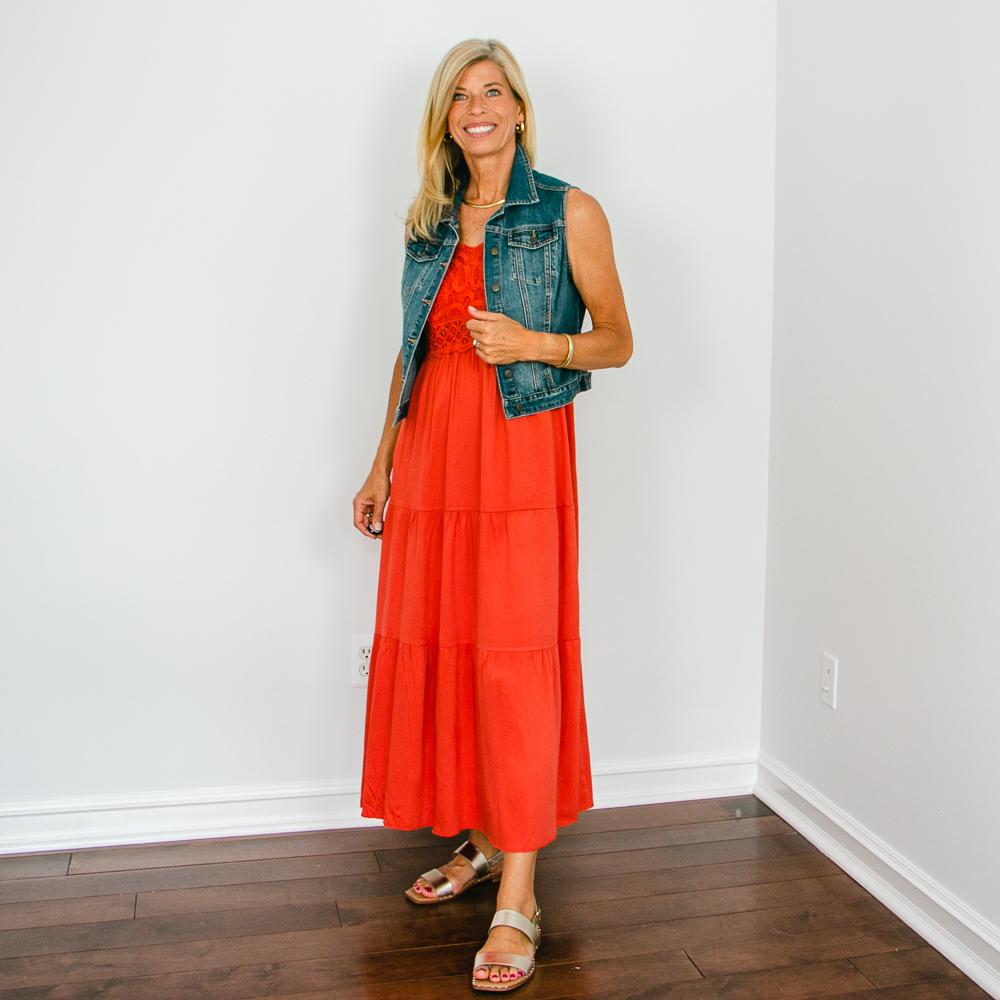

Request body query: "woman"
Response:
[353, 38, 632, 991]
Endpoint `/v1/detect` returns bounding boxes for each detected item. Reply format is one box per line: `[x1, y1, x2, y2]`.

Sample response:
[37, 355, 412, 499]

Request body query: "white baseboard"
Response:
[756, 751, 1000, 999]
[0, 750, 758, 854]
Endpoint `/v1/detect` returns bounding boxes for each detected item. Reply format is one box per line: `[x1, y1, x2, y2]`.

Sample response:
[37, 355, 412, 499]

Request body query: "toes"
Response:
[473, 960, 526, 982]
[489, 963, 518, 982]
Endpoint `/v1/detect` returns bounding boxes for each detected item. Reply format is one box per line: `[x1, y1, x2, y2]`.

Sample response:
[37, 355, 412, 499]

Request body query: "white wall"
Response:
[0, 1, 775, 847]
[762, 0, 1000, 940]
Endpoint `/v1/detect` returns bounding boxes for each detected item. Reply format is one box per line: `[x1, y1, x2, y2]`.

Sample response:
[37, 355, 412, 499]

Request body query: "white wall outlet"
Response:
[351, 633, 374, 688]
[820, 651, 839, 708]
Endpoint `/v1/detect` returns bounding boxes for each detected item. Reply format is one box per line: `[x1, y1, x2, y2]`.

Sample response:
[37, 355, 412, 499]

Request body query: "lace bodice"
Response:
[426, 243, 484, 358]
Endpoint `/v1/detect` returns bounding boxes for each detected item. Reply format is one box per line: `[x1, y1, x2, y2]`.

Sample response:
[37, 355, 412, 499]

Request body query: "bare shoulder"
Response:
[566, 187, 611, 241]
[565, 187, 617, 278]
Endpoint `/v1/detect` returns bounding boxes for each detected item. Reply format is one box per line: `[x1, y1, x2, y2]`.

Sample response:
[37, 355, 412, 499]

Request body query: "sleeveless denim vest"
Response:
[393, 141, 592, 426]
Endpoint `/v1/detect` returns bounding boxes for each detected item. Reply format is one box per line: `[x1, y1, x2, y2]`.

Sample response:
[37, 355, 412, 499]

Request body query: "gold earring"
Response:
[444, 130, 452, 142]
[515, 121, 524, 134]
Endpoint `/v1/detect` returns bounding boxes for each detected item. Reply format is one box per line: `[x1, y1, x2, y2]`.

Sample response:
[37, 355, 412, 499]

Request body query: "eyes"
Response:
[453, 87, 502, 101]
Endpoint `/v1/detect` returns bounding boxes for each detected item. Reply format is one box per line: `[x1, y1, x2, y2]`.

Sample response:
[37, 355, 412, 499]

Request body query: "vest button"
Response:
[503, 369, 512, 379]
[491, 283, 500, 292]
[515, 403, 524, 412]
[490, 246, 498, 255]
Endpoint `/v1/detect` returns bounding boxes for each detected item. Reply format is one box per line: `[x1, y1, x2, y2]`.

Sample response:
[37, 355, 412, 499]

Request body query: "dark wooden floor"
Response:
[0, 795, 989, 999]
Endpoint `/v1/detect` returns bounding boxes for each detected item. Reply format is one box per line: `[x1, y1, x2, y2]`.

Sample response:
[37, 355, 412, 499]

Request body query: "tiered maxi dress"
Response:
[359, 240, 594, 852]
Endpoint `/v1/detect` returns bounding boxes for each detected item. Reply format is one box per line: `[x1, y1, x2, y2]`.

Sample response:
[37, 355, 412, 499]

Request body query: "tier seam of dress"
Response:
[387, 501, 577, 514]
[372, 635, 581, 652]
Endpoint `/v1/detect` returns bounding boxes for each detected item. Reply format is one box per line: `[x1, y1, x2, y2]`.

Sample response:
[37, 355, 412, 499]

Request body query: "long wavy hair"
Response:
[404, 39, 538, 244]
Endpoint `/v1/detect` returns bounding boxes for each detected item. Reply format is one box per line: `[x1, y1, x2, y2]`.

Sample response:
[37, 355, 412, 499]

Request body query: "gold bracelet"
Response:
[556, 333, 574, 368]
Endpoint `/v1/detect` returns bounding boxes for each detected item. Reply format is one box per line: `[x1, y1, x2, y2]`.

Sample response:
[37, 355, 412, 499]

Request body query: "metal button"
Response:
[503, 370, 512, 379]
[491, 283, 500, 292]
[515, 403, 524, 412]
[490, 246, 498, 256]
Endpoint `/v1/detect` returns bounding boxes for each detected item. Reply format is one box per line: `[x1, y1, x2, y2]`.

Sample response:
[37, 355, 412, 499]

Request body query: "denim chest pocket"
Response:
[402, 240, 442, 306]
[405, 240, 442, 262]
[507, 225, 558, 287]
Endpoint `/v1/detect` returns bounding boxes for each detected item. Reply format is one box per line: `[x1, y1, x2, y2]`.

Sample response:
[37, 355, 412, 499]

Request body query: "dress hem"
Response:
[358, 796, 596, 853]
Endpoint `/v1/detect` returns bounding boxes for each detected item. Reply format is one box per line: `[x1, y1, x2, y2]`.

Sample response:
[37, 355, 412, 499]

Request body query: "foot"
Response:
[472, 894, 538, 985]
[410, 832, 500, 899]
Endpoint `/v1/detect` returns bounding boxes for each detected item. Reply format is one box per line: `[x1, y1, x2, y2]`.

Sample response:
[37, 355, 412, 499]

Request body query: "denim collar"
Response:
[447, 140, 538, 223]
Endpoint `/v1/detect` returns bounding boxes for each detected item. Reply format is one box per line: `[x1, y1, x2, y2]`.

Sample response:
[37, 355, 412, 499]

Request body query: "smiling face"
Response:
[446, 59, 524, 159]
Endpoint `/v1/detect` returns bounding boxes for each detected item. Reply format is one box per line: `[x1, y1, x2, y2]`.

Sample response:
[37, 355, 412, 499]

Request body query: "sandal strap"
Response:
[453, 839, 503, 878]
[472, 949, 533, 974]
[418, 866, 453, 897]
[488, 907, 540, 948]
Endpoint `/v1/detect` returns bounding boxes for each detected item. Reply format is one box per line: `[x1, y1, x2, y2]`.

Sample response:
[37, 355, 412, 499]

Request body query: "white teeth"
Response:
[465, 124, 496, 134]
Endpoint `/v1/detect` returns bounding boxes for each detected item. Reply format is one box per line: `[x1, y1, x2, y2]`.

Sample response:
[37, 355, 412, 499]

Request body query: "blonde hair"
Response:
[404, 39, 537, 244]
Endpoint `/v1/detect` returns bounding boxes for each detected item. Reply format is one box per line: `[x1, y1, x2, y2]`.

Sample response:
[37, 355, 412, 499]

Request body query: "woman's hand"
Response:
[353, 467, 390, 540]
[465, 305, 534, 365]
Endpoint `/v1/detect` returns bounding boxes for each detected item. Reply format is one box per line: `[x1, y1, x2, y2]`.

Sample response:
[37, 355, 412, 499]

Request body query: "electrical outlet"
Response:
[820, 651, 838, 708]
[351, 633, 374, 688]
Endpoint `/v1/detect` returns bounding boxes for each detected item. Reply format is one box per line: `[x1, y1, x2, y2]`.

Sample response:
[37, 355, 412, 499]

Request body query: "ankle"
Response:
[496, 889, 537, 915]
[468, 829, 500, 859]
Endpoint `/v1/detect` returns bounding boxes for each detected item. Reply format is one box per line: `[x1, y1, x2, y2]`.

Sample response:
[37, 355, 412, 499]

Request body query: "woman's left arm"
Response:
[531, 188, 633, 370]
[464, 189, 633, 369]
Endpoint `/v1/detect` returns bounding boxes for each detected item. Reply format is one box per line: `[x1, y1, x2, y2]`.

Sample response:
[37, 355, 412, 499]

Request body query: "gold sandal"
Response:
[470, 904, 542, 991]
[403, 839, 504, 905]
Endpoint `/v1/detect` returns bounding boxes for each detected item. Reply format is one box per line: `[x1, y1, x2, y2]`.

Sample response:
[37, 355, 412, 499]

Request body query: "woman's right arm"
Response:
[352, 347, 404, 539]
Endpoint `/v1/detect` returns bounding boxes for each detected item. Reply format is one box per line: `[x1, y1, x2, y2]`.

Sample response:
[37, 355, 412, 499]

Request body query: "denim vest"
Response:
[392, 141, 592, 426]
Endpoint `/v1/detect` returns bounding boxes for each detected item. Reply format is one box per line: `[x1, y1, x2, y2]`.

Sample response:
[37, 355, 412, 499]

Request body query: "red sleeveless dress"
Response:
[359, 241, 594, 852]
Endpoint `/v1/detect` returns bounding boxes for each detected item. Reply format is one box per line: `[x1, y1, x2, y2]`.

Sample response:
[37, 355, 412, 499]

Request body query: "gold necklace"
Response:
[462, 196, 505, 208]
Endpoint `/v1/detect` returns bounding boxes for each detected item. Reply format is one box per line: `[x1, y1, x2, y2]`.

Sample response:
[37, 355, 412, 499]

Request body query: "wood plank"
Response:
[0, 893, 134, 931]
[685, 920, 929, 977]
[0, 853, 70, 882]
[0, 851, 380, 906]
[811, 980, 991, 1000]
[848, 944, 970, 987]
